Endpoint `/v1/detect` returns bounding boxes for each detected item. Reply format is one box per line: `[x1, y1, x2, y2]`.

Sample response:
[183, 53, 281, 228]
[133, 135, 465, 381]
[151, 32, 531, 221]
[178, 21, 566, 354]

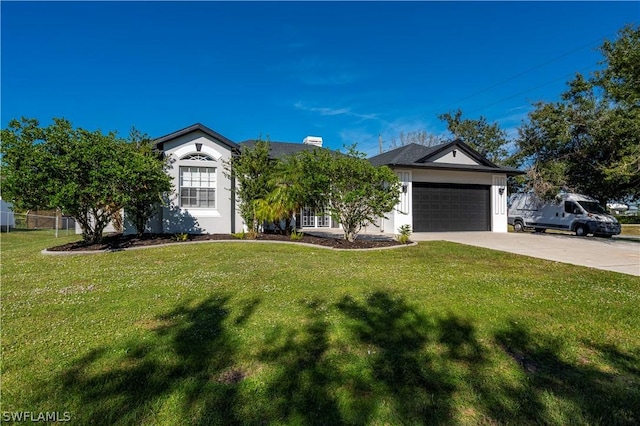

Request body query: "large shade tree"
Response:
[514, 25, 640, 203]
[121, 128, 173, 236]
[1, 118, 171, 243]
[438, 109, 510, 165]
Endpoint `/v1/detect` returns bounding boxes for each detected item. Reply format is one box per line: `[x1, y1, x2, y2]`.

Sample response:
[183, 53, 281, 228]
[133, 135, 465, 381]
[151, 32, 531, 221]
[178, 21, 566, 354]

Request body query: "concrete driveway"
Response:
[410, 232, 640, 276]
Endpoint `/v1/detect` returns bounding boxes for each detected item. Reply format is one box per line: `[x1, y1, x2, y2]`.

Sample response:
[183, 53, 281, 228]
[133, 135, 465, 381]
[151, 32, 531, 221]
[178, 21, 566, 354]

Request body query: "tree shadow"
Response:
[162, 203, 204, 234]
[255, 299, 345, 425]
[476, 320, 640, 424]
[55, 296, 257, 424]
[335, 292, 472, 424]
[46, 293, 638, 424]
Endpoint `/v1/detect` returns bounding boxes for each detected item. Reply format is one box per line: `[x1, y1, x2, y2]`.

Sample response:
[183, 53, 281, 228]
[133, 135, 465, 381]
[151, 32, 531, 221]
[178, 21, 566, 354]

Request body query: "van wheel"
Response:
[575, 225, 587, 237]
[513, 220, 524, 232]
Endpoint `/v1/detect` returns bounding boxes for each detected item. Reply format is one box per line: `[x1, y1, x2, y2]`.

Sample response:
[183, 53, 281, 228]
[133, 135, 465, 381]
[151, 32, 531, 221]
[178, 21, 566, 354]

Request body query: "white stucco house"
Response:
[128, 123, 244, 235]
[141, 123, 341, 234]
[79, 123, 522, 236]
[369, 141, 523, 233]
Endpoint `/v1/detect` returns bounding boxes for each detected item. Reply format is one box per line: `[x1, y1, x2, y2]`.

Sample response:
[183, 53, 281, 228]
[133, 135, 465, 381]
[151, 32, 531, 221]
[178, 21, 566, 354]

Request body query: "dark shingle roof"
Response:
[369, 141, 524, 175]
[154, 123, 240, 152]
[239, 140, 328, 160]
[369, 143, 442, 167]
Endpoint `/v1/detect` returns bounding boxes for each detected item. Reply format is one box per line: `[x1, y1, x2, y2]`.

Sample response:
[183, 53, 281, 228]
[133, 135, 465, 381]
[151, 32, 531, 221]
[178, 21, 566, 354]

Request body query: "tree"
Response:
[438, 109, 509, 164]
[255, 154, 307, 234]
[297, 148, 400, 242]
[120, 128, 173, 236]
[1, 118, 171, 243]
[514, 25, 640, 203]
[224, 139, 274, 232]
[389, 130, 444, 150]
[0, 118, 49, 211]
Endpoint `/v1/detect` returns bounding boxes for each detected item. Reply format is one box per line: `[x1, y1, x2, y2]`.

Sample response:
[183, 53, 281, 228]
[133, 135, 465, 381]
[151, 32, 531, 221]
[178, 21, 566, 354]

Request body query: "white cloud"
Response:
[294, 102, 380, 121]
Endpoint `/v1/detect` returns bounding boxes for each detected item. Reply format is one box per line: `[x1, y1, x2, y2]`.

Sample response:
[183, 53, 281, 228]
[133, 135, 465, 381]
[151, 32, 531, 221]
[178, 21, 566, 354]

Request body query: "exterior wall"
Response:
[491, 175, 508, 232]
[158, 130, 239, 234]
[75, 211, 122, 235]
[123, 205, 163, 234]
[432, 150, 478, 165]
[383, 168, 509, 233]
[0, 200, 15, 228]
[381, 170, 412, 234]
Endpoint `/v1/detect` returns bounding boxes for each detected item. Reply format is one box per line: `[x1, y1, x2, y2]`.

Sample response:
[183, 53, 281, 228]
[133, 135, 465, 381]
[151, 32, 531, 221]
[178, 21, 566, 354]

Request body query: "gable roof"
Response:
[240, 139, 330, 160]
[369, 143, 442, 167]
[369, 140, 523, 175]
[154, 123, 240, 152]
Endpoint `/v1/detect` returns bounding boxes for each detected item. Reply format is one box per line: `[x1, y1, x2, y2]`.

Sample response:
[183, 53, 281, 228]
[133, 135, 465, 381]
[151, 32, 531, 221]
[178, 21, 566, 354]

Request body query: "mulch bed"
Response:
[47, 232, 406, 252]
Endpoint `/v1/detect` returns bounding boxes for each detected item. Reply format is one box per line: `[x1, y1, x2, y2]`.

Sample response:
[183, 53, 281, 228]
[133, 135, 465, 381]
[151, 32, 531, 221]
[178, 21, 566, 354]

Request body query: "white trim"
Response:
[394, 170, 412, 230]
[491, 174, 508, 232]
[174, 144, 222, 161]
[181, 208, 222, 217]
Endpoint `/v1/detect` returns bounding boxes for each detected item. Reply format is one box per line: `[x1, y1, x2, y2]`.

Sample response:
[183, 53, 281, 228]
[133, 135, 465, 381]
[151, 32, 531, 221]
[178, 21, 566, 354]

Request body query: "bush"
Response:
[615, 215, 640, 224]
[396, 225, 412, 244]
[290, 230, 304, 241]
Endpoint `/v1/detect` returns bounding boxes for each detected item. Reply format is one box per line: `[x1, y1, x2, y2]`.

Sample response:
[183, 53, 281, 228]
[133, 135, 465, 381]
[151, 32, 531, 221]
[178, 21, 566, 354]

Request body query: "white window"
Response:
[179, 166, 216, 208]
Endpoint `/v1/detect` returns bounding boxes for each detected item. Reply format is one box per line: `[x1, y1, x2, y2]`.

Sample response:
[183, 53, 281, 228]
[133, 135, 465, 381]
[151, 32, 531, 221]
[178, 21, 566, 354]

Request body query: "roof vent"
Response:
[303, 136, 323, 147]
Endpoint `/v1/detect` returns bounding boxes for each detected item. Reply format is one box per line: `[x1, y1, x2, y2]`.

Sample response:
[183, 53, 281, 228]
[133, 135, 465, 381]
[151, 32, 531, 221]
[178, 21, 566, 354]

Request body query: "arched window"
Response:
[181, 154, 214, 161]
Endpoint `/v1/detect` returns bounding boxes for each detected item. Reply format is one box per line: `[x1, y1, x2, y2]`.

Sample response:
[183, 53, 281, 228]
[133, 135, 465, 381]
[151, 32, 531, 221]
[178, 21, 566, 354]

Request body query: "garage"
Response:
[412, 182, 491, 232]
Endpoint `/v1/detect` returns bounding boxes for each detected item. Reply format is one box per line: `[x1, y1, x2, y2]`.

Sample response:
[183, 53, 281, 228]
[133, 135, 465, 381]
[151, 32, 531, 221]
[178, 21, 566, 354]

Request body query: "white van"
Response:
[508, 192, 621, 237]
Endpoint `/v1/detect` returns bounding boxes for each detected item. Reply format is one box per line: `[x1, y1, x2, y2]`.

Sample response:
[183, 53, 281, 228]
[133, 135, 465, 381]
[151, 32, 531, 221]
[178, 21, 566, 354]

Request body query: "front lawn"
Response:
[2, 231, 639, 425]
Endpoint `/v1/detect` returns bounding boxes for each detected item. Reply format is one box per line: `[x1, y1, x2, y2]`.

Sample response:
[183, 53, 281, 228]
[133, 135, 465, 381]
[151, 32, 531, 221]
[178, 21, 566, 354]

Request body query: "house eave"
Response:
[154, 123, 240, 152]
[385, 162, 525, 176]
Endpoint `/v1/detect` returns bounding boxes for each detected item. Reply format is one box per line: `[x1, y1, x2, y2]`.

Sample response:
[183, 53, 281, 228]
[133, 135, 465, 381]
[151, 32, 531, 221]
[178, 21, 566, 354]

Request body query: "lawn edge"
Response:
[40, 239, 418, 255]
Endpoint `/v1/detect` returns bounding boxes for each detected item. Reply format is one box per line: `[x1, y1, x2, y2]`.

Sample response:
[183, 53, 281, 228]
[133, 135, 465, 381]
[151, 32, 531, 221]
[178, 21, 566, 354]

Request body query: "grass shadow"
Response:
[335, 292, 472, 424]
[255, 299, 345, 425]
[56, 296, 250, 424]
[477, 320, 640, 424]
[47, 293, 638, 424]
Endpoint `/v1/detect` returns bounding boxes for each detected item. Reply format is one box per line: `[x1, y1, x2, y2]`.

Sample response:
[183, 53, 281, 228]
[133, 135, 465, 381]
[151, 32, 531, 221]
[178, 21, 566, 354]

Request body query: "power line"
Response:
[455, 39, 603, 105]
[353, 35, 612, 154]
[465, 64, 599, 115]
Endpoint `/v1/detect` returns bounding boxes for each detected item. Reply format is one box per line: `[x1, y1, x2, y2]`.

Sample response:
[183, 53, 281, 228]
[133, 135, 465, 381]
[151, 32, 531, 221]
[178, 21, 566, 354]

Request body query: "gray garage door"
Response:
[412, 183, 490, 232]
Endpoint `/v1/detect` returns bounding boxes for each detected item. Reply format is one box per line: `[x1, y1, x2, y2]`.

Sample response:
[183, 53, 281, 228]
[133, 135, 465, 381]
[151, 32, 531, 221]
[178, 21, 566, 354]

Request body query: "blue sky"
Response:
[2, 1, 638, 155]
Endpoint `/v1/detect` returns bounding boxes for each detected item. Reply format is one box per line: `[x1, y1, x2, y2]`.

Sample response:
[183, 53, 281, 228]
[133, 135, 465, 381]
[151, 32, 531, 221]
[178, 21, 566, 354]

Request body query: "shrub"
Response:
[615, 215, 640, 224]
[396, 224, 412, 244]
[175, 233, 188, 242]
[290, 230, 304, 241]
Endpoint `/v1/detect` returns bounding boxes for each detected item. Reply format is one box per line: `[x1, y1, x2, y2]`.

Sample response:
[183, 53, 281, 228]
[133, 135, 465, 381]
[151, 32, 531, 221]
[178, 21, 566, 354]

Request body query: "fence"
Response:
[1, 211, 76, 237]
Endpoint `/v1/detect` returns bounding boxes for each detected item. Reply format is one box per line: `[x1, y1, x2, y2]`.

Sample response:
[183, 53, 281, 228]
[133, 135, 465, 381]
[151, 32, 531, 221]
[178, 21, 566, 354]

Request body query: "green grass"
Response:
[2, 230, 639, 425]
[622, 224, 640, 236]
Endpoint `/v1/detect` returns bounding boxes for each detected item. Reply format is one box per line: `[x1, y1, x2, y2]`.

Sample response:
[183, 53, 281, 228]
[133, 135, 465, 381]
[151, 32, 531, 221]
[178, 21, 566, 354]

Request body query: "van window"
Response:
[564, 201, 581, 214]
[578, 201, 607, 214]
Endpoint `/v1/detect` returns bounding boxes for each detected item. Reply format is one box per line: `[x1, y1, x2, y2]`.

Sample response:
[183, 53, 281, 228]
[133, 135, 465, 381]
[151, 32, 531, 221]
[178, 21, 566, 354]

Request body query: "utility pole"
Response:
[378, 134, 382, 155]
